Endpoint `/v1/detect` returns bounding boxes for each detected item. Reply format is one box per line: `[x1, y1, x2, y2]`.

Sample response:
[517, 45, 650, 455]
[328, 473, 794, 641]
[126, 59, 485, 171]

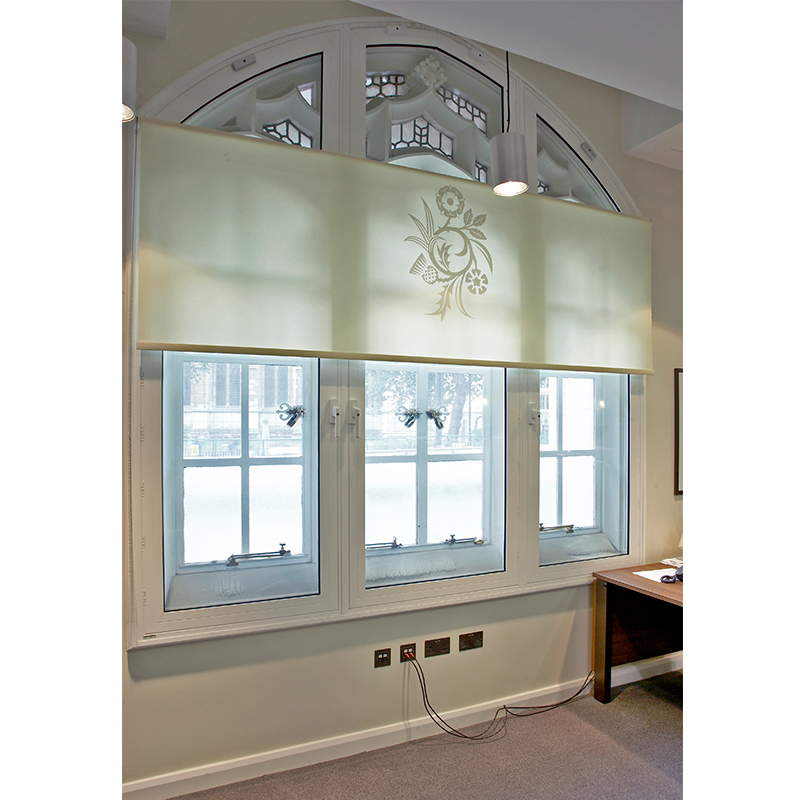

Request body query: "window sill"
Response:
[165, 561, 319, 611]
[539, 532, 624, 567]
[128, 554, 639, 649]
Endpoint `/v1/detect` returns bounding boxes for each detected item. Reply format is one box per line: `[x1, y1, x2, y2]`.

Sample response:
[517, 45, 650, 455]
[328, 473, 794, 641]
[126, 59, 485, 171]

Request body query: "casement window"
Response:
[125, 20, 650, 647]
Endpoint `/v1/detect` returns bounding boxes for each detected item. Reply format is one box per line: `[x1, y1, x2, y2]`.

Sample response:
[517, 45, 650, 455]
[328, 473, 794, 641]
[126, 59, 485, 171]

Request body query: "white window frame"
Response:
[130, 352, 342, 646]
[125, 18, 645, 648]
[161, 352, 321, 612]
[538, 371, 631, 566]
[362, 361, 501, 549]
[350, 364, 507, 592]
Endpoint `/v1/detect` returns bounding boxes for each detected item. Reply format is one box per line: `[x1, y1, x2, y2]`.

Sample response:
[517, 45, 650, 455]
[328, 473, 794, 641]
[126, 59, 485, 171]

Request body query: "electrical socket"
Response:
[374, 648, 391, 668]
[459, 631, 483, 651]
[400, 643, 416, 661]
[424, 637, 451, 657]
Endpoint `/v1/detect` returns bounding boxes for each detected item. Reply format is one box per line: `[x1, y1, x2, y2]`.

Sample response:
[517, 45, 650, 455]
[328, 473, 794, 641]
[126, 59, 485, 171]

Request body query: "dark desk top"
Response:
[593, 563, 683, 607]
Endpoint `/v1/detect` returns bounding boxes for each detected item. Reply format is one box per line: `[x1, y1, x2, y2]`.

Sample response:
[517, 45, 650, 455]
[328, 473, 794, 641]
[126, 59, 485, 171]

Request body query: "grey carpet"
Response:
[173, 671, 682, 800]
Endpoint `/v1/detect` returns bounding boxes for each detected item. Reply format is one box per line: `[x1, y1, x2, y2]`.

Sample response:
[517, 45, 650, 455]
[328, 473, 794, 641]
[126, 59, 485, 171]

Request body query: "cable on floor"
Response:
[407, 655, 595, 741]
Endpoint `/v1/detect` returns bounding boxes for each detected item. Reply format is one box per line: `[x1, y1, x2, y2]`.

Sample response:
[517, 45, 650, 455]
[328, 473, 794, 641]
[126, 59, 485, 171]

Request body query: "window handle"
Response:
[426, 407, 448, 429]
[539, 523, 575, 534]
[278, 403, 305, 427]
[366, 537, 403, 550]
[528, 402, 540, 435]
[350, 401, 362, 438]
[226, 544, 290, 566]
[329, 401, 341, 438]
[397, 406, 421, 427]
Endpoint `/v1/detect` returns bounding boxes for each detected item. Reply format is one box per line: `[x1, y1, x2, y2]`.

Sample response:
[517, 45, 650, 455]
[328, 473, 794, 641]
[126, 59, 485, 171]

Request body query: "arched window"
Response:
[142, 19, 637, 213]
[128, 19, 646, 646]
[184, 54, 322, 149]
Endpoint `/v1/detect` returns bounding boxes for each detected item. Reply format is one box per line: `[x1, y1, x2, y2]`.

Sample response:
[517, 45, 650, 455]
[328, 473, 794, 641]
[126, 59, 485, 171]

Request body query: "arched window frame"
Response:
[128, 18, 646, 647]
[138, 17, 640, 216]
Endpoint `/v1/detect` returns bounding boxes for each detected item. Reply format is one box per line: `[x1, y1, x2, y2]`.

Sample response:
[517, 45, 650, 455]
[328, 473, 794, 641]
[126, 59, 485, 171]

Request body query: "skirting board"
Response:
[123, 652, 682, 800]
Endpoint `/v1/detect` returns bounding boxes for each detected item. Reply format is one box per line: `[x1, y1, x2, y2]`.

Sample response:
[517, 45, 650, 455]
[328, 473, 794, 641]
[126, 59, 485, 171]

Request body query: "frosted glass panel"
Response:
[563, 456, 595, 528]
[539, 457, 558, 527]
[428, 460, 482, 540]
[562, 377, 595, 451]
[249, 465, 303, 554]
[183, 466, 241, 563]
[365, 462, 417, 545]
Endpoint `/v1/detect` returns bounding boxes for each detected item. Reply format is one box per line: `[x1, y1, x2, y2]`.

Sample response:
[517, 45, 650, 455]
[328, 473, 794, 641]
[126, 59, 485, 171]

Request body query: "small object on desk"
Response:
[633, 567, 676, 583]
[660, 565, 683, 583]
[661, 557, 683, 567]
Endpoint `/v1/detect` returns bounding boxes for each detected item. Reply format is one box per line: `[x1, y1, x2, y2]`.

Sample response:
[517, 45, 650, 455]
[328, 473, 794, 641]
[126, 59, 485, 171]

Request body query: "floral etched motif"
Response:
[436, 186, 465, 218]
[407, 185, 492, 320]
[466, 268, 488, 295]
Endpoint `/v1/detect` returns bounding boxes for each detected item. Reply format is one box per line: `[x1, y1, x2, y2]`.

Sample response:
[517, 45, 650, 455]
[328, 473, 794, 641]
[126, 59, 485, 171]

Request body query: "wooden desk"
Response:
[592, 563, 683, 703]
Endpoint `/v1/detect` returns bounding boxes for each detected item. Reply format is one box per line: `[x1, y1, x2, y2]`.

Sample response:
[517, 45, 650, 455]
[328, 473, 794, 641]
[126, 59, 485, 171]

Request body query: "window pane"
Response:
[249, 363, 305, 457]
[539, 371, 629, 567]
[562, 377, 595, 451]
[364, 362, 505, 588]
[562, 456, 595, 528]
[365, 366, 417, 457]
[183, 361, 241, 459]
[365, 462, 417, 546]
[183, 466, 241, 563]
[427, 371, 485, 454]
[428, 460, 482, 540]
[163, 352, 319, 611]
[539, 457, 558, 527]
[536, 118, 618, 210]
[249, 465, 304, 554]
[539, 376, 558, 451]
[184, 54, 322, 149]
[366, 46, 502, 180]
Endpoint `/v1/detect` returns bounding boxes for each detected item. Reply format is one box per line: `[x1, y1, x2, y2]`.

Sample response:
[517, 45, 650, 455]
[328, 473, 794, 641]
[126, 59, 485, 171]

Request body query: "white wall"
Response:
[123, 1, 682, 788]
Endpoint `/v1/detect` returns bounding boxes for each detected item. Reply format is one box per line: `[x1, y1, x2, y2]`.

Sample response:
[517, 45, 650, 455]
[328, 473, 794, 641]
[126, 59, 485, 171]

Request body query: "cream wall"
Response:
[123, 0, 682, 787]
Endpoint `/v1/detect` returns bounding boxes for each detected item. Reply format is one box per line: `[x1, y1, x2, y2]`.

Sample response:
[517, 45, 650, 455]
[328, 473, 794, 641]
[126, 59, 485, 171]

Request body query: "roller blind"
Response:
[136, 118, 652, 374]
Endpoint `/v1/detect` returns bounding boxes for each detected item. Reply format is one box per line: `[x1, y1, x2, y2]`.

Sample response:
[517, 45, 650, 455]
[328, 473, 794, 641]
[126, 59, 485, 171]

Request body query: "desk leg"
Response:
[593, 579, 612, 703]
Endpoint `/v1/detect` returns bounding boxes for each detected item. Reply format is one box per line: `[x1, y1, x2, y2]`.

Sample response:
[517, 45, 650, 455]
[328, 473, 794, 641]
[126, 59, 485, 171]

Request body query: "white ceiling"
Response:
[122, 0, 170, 37]
[354, 1, 683, 170]
[355, 1, 682, 111]
[122, 0, 682, 169]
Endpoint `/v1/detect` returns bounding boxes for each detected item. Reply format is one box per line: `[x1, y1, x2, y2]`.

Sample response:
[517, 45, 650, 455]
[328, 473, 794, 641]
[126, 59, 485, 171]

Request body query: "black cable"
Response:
[409, 656, 508, 741]
[505, 671, 595, 718]
[406, 656, 595, 741]
[505, 50, 511, 132]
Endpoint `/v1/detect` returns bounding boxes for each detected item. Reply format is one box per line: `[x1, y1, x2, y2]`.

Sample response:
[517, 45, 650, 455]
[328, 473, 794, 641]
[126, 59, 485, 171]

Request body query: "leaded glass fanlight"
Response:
[536, 118, 618, 210]
[183, 54, 322, 149]
[365, 47, 503, 183]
